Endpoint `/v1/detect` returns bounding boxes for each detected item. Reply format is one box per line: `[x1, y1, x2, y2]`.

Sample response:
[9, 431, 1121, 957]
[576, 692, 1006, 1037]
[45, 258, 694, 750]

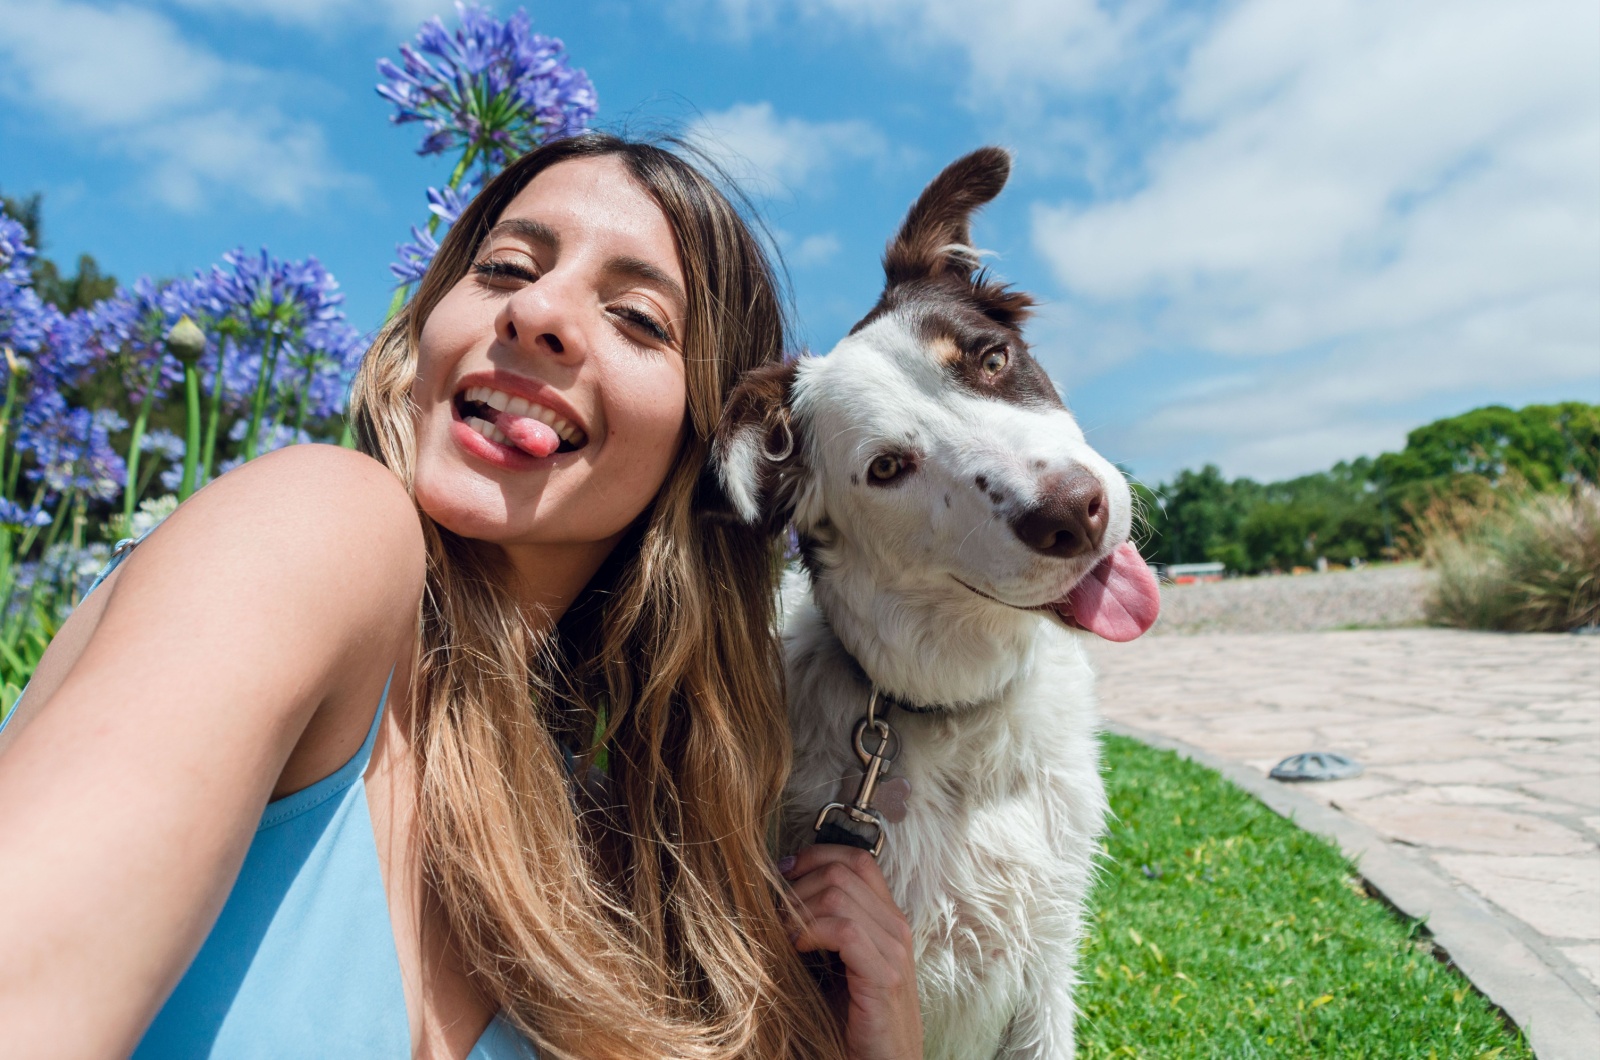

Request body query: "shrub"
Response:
[1422, 483, 1600, 632]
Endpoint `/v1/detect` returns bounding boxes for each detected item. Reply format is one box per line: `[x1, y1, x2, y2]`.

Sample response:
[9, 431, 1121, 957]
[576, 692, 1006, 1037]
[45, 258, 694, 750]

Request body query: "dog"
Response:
[711, 147, 1160, 1058]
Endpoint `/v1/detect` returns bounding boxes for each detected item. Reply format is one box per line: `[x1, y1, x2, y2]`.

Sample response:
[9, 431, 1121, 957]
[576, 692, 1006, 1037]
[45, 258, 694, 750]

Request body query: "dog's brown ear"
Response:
[884, 147, 1011, 287]
[708, 358, 806, 530]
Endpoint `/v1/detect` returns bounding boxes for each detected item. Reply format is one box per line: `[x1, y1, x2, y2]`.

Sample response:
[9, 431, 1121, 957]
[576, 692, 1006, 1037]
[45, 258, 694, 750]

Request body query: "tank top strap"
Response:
[353, 667, 393, 769]
[256, 666, 393, 831]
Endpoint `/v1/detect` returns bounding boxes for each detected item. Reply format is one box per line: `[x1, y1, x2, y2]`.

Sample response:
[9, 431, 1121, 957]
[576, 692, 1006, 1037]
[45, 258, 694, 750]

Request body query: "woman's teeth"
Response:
[460, 386, 588, 448]
[465, 415, 514, 447]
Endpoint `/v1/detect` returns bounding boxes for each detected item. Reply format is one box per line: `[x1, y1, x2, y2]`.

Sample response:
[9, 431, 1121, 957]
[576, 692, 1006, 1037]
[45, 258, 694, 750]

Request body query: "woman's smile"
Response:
[449, 370, 592, 471]
[409, 154, 689, 552]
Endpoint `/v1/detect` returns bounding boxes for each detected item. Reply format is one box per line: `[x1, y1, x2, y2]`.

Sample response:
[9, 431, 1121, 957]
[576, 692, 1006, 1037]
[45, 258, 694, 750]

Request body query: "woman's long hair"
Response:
[349, 134, 844, 1059]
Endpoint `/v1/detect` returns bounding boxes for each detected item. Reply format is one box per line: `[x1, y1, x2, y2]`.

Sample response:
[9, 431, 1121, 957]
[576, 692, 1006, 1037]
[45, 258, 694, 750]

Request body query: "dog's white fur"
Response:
[723, 334, 1128, 1056]
[714, 149, 1131, 1058]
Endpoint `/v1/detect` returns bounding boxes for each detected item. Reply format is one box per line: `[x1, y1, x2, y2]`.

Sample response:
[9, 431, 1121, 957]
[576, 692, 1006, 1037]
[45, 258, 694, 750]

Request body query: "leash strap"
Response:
[811, 687, 898, 858]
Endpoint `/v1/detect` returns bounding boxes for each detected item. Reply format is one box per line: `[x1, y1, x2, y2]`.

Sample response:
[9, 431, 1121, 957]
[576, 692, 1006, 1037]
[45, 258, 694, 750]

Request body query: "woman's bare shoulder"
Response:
[20, 446, 425, 719]
[159, 443, 424, 600]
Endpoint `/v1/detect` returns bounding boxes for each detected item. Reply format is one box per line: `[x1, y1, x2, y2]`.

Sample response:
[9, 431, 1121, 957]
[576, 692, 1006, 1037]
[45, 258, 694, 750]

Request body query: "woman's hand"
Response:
[781, 844, 923, 1060]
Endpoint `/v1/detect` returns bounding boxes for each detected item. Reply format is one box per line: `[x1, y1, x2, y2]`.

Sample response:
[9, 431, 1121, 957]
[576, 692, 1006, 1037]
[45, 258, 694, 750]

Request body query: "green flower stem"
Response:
[14, 489, 76, 633]
[0, 484, 45, 615]
[35, 488, 72, 556]
[243, 334, 282, 462]
[4, 439, 19, 500]
[179, 362, 202, 500]
[200, 339, 230, 484]
[0, 357, 19, 502]
[385, 143, 480, 322]
[290, 358, 318, 438]
[122, 360, 165, 524]
[14, 485, 46, 549]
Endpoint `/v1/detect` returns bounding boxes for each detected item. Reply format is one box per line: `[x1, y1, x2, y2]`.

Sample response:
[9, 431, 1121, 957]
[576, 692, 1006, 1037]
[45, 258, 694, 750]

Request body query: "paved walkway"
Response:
[1088, 630, 1600, 1056]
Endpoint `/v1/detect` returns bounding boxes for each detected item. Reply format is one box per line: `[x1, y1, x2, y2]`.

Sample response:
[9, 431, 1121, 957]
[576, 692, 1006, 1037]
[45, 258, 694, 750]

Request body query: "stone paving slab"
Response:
[1088, 629, 1600, 1057]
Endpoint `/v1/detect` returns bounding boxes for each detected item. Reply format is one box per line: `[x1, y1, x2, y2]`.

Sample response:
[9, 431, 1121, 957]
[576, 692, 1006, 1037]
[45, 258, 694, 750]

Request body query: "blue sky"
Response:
[2, 0, 1596, 484]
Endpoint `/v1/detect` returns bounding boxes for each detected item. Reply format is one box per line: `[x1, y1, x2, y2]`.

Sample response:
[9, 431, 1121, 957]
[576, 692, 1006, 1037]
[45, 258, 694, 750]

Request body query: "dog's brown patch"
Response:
[710, 359, 807, 532]
[847, 146, 1058, 413]
[929, 335, 963, 365]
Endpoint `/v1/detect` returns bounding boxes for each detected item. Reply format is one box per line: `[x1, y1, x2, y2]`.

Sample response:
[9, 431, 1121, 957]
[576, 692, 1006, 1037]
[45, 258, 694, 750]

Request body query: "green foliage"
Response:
[1422, 483, 1600, 632]
[1078, 735, 1530, 1058]
[34, 254, 119, 314]
[0, 190, 118, 313]
[0, 590, 67, 722]
[1141, 403, 1598, 574]
[1377, 403, 1600, 504]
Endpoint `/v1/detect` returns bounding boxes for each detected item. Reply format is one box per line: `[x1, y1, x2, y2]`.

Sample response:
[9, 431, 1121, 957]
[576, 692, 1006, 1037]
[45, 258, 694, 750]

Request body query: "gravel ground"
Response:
[1151, 563, 1433, 635]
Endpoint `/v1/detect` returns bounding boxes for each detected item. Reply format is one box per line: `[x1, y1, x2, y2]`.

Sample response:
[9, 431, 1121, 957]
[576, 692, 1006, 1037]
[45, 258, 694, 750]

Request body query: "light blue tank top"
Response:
[8, 541, 540, 1058]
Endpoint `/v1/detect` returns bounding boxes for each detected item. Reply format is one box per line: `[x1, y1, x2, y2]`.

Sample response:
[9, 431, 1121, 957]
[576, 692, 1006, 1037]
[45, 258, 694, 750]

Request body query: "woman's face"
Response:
[411, 156, 689, 556]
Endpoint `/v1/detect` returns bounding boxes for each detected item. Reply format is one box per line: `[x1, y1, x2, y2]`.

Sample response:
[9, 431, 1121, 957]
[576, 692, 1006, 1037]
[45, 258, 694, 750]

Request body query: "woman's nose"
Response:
[496, 270, 585, 362]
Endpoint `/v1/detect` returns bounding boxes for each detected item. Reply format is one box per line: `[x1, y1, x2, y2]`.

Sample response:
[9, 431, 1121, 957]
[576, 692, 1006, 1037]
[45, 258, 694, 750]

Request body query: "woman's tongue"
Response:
[489, 408, 561, 458]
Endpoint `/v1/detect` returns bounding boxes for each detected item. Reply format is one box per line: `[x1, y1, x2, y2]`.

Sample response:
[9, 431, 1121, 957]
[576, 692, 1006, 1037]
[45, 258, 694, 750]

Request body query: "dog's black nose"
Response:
[1010, 470, 1108, 558]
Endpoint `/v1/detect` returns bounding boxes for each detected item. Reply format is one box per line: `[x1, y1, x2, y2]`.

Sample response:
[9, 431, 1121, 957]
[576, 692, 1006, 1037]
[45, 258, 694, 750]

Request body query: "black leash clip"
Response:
[813, 689, 897, 858]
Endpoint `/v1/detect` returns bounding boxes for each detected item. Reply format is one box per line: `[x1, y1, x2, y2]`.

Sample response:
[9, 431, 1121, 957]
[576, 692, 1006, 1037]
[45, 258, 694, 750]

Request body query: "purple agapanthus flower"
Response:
[184, 248, 364, 424]
[391, 225, 442, 286]
[1, 206, 125, 511]
[379, 4, 596, 284]
[1, 207, 61, 366]
[141, 428, 185, 462]
[391, 184, 476, 283]
[0, 210, 35, 286]
[0, 497, 51, 530]
[75, 276, 192, 401]
[17, 406, 128, 502]
[377, 2, 597, 163]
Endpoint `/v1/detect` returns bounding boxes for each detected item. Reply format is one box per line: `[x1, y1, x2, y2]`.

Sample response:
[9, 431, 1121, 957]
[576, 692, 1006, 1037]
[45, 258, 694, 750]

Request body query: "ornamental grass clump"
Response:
[1421, 483, 1600, 632]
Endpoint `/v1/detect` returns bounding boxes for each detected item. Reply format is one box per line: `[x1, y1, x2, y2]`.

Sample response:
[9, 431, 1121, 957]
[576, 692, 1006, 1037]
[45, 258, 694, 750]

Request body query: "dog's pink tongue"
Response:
[497, 413, 560, 458]
[1061, 542, 1161, 642]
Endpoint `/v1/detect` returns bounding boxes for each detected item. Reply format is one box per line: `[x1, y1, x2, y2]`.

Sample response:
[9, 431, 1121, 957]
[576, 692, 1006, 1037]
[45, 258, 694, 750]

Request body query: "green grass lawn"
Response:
[1076, 735, 1530, 1059]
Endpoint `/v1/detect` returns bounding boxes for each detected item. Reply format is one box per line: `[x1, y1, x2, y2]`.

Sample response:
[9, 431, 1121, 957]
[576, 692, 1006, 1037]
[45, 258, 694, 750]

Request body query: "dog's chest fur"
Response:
[779, 594, 1108, 1060]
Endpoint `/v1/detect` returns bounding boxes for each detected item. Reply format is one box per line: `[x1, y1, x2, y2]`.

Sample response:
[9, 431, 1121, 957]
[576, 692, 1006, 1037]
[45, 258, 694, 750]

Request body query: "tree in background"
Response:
[0, 191, 118, 313]
[1376, 403, 1600, 508]
[1141, 402, 1599, 574]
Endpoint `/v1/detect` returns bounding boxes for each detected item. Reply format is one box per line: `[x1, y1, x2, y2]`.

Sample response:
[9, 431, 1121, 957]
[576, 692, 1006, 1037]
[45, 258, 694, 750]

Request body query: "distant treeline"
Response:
[1133, 402, 1600, 574]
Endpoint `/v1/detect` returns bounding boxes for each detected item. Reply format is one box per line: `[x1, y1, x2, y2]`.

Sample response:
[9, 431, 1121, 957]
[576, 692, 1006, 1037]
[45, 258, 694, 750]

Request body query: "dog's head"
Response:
[712, 147, 1158, 644]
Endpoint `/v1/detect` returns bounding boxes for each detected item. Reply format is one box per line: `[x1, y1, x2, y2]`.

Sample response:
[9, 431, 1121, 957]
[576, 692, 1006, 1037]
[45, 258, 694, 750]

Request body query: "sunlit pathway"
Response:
[1088, 630, 1600, 1051]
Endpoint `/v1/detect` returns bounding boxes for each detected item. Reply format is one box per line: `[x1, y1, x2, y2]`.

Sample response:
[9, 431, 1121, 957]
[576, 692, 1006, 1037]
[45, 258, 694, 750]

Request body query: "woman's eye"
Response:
[471, 259, 539, 285]
[612, 305, 670, 344]
[868, 454, 905, 482]
[981, 347, 1009, 376]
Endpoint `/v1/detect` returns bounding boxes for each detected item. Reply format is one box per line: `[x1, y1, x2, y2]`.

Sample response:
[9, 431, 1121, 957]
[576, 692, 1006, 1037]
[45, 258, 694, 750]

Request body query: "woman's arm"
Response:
[0, 445, 425, 1059]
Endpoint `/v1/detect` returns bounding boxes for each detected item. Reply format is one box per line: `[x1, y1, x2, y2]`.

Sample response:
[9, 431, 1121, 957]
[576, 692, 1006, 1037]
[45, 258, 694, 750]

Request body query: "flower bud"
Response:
[166, 315, 207, 365]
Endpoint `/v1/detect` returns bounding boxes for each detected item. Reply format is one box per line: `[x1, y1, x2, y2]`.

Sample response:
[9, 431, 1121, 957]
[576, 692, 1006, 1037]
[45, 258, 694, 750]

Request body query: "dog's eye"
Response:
[868, 454, 905, 482]
[981, 347, 1010, 376]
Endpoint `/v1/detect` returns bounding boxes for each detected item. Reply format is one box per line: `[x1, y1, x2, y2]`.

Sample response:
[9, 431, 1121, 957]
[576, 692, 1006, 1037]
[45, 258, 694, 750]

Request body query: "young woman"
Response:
[0, 135, 922, 1059]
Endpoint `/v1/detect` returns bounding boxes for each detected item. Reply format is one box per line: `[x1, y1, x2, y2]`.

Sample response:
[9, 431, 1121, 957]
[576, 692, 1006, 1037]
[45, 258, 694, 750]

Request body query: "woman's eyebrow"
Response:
[606, 256, 687, 314]
[485, 217, 560, 251]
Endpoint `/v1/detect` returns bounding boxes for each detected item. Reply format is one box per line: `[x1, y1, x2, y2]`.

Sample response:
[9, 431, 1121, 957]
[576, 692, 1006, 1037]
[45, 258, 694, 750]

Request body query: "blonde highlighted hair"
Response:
[349, 135, 843, 1059]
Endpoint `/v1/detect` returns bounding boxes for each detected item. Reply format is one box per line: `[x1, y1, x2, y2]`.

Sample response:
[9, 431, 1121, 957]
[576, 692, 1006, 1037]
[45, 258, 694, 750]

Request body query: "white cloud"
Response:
[0, 0, 353, 212]
[165, 0, 448, 30]
[1031, 0, 1600, 478]
[130, 110, 347, 212]
[790, 232, 842, 268]
[686, 102, 887, 196]
[696, 0, 1179, 106]
[702, 0, 1599, 479]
